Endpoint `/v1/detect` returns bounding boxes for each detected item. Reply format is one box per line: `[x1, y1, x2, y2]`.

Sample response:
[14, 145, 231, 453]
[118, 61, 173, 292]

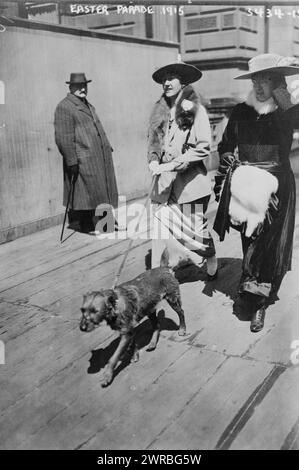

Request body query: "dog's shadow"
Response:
[146, 250, 257, 323]
[175, 257, 253, 321]
[145, 249, 241, 300]
[174, 256, 279, 321]
[87, 309, 177, 377]
[175, 257, 241, 298]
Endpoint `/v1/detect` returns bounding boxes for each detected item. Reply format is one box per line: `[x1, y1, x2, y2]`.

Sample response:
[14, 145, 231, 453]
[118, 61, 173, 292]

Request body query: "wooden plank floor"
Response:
[1, 184, 299, 450]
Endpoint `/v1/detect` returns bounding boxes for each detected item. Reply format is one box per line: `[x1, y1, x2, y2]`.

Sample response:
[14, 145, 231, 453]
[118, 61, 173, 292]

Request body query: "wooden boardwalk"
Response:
[1, 181, 299, 450]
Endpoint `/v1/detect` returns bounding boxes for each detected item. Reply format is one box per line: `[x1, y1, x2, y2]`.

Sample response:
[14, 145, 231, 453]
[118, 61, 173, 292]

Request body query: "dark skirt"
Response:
[214, 161, 296, 298]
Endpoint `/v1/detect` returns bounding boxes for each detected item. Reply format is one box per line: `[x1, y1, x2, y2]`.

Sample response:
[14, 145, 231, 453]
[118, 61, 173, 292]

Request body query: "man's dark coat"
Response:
[54, 93, 118, 210]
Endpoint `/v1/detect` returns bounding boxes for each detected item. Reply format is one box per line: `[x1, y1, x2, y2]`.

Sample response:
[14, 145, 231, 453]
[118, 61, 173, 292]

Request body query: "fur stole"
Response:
[246, 90, 277, 115]
[175, 85, 200, 130]
[147, 85, 200, 162]
[229, 165, 279, 237]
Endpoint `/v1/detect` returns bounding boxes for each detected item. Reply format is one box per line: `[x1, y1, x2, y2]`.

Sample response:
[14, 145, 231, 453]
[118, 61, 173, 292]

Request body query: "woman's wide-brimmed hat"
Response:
[66, 73, 92, 84]
[234, 53, 299, 80]
[152, 61, 202, 85]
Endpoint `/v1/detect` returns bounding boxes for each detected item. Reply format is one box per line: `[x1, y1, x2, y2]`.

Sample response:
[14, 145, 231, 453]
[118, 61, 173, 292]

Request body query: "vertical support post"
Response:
[264, 4, 271, 53]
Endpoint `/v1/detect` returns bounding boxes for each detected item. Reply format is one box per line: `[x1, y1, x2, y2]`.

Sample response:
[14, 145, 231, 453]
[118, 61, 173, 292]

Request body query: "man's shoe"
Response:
[80, 223, 95, 234]
[67, 221, 81, 231]
[250, 307, 266, 333]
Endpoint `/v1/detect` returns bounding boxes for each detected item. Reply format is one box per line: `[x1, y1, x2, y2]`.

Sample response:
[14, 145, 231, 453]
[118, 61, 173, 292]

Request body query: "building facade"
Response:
[4, 2, 297, 150]
[1, 2, 299, 241]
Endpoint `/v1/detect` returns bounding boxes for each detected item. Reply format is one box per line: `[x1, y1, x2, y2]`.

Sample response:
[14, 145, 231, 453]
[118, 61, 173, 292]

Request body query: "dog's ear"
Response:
[84, 291, 94, 299]
[160, 247, 169, 268]
[82, 291, 95, 305]
[105, 289, 117, 309]
[82, 292, 91, 305]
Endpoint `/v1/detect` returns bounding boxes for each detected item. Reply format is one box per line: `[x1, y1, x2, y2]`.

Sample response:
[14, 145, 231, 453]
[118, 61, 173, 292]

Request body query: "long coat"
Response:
[147, 85, 212, 204]
[54, 93, 118, 210]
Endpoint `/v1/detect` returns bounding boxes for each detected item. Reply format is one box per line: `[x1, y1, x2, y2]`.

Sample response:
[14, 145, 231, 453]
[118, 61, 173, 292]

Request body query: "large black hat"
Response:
[152, 62, 202, 85]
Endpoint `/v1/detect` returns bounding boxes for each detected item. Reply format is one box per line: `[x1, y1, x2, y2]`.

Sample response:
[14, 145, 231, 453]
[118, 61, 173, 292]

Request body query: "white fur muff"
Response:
[229, 165, 279, 237]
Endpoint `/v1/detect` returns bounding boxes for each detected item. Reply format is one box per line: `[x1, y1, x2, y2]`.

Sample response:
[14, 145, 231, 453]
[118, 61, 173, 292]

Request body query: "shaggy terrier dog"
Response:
[80, 267, 186, 387]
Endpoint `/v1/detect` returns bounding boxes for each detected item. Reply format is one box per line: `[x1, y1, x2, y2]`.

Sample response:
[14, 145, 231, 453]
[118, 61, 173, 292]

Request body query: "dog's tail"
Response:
[160, 248, 176, 276]
[160, 247, 169, 268]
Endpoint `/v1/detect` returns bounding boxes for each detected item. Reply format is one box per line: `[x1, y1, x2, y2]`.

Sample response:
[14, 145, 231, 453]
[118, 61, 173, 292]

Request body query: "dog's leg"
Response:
[166, 294, 186, 336]
[131, 338, 139, 363]
[146, 311, 160, 352]
[124, 334, 139, 363]
[101, 333, 132, 387]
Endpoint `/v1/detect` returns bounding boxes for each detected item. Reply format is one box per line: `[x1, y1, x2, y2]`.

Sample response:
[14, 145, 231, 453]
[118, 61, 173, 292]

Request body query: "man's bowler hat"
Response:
[66, 73, 92, 84]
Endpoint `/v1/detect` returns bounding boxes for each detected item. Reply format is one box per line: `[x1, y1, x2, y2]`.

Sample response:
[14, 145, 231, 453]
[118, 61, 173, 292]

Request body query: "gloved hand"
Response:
[67, 163, 79, 182]
[149, 161, 176, 175]
[272, 76, 293, 108]
[272, 74, 287, 90]
[213, 153, 236, 202]
[213, 175, 223, 202]
[149, 161, 160, 175]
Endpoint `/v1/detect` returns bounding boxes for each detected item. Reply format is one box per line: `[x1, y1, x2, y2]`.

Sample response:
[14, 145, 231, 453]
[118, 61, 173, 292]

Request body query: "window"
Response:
[240, 12, 257, 32]
[186, 15, 218, 32]
[222, 13, 235, 29]
[108, 26, 134, 36]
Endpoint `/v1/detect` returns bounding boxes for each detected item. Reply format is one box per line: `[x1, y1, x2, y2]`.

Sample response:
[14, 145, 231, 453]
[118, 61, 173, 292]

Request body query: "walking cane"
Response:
[60, 175, 75, 243]
[111, 175, 157, 289]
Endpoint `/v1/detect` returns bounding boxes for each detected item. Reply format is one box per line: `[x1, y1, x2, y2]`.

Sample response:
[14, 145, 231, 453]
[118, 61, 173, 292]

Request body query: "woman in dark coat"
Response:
[213, 53, 299, 332]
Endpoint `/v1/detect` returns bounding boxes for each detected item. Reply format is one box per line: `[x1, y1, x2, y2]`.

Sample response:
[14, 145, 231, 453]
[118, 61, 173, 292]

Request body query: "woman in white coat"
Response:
[147, 61, 217, 278]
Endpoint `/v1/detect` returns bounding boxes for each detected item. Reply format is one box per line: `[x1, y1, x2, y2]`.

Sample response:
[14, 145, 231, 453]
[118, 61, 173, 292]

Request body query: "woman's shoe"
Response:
[250, 307, 266, 333]
[207, 269, 218, 281]
[206, 256, 218, 281]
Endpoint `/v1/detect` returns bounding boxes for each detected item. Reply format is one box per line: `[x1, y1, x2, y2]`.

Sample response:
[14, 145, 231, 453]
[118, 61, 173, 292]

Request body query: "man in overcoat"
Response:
[54, 73, 118, 233]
